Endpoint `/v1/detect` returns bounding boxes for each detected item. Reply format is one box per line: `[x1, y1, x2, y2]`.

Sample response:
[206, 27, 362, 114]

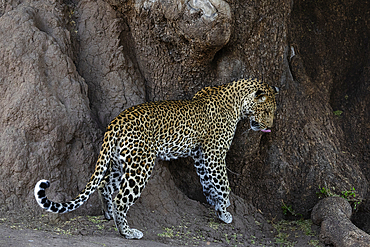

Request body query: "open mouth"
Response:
[250, 119, 271, 133]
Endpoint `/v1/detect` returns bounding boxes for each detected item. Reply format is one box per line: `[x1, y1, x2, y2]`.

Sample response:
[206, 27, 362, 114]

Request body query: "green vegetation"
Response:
[272, 219, 319, 247]
[87, 215, 103, 224]
[309, 239, 321, 246]
[208, 220, 219, 230]
[157, 227, 174, 238]
[317, 185, 363, 211]
[281, 200, 303, 219]
[333, 110, 343, 116]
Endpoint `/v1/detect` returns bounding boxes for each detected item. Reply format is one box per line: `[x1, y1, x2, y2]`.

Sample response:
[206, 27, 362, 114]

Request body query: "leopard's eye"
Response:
[258, 96, 267, 103]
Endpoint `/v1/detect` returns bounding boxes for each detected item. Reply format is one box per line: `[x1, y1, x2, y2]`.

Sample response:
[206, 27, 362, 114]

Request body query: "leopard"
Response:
[34, 78, 279, 239]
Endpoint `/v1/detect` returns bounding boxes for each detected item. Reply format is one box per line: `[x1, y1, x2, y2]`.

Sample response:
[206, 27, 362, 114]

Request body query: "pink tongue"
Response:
[261, 129, 271, 133]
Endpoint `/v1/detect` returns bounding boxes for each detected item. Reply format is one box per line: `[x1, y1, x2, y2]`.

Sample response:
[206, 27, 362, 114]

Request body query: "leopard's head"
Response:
[242, 83, 279, 132]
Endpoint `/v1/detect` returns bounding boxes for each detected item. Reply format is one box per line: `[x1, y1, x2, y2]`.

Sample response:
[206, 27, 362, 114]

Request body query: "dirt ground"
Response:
[0, 210, 325, 247]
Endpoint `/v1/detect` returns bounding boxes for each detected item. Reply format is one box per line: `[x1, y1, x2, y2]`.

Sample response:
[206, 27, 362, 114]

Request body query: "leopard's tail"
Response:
[34, 158, 108, 214]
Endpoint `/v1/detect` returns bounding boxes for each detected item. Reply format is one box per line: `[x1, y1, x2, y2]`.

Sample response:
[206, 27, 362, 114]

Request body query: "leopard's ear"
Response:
[270, 86, 279, 94]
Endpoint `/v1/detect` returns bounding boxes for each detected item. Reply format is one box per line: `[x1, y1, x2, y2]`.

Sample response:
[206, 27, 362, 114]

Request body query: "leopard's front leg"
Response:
[192, 147, 232, 224]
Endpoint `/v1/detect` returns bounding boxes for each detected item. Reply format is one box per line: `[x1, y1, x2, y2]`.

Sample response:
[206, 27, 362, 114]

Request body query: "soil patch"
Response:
[0, 208, 324, 247]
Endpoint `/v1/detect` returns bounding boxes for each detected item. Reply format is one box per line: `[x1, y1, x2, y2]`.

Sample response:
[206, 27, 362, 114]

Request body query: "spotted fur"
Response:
[34, 78, 279, 239]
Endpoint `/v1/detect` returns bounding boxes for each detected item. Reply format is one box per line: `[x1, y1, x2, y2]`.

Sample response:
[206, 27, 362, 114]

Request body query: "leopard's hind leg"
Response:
[98, 159, 122, 220]
[112, 152, 155, 239]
